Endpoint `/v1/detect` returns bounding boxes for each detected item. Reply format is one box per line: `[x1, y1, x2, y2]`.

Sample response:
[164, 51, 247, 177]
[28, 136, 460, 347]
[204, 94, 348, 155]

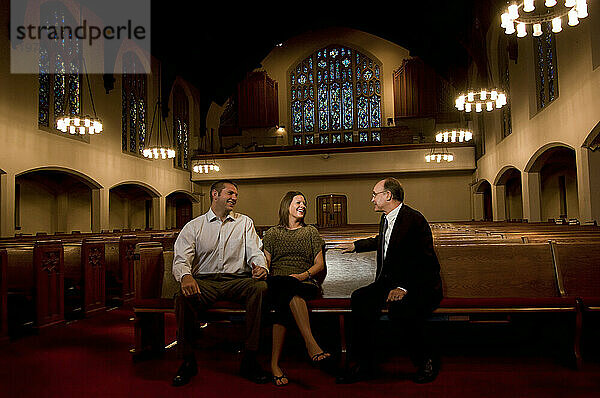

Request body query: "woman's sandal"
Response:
[311, 352, 331, 363]
[311, 352, 336, 372]
[272, 373, 289, 386]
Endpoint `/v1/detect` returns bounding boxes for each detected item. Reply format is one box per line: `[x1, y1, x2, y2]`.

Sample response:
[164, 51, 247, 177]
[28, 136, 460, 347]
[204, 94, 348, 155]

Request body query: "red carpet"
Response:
[1, 307, 599, 398]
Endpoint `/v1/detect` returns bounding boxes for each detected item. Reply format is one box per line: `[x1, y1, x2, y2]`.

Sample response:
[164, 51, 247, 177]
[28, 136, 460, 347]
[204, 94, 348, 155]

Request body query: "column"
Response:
[0, 173, 15, 238]
[91, 188, 110, 232]
[492, 184, 506, 221]
[576, 147, 600, 224]
[522, 171, 542, 222]
[472, 190, 484, 221]
[152, 196, 165, 230]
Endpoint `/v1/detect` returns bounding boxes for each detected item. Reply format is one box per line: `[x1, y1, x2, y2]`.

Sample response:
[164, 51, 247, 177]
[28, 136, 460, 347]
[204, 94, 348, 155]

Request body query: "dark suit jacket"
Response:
[354, 204, 443, 309]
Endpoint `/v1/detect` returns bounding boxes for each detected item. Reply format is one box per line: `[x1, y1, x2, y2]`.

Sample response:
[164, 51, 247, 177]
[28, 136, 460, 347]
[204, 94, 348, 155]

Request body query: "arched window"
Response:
[172, 85, 189, 170]
[290, 45, 382, 146]
[534, 22, 559, 111]
[498, 36, 512, 138]
[121, 53, 147, 155]
[38, 3, 81, 131]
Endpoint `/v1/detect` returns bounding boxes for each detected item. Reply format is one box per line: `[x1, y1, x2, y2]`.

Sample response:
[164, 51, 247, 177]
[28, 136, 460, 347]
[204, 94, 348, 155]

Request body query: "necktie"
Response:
[376, 216, 388, 281]
[381, 216, 388, 259]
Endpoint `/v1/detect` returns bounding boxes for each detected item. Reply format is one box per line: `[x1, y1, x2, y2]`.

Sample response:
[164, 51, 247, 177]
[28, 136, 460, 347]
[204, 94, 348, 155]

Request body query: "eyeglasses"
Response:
[371, 190, 389, 198]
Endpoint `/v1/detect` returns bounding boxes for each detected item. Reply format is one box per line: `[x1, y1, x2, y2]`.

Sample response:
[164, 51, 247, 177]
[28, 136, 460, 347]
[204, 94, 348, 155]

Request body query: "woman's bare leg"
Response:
[271, 323, 288, 385]
[289, 296, 330, 361]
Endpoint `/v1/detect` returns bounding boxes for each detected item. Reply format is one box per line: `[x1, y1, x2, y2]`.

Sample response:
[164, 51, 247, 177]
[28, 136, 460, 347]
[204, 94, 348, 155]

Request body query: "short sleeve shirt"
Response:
[263, 225, 325, 286]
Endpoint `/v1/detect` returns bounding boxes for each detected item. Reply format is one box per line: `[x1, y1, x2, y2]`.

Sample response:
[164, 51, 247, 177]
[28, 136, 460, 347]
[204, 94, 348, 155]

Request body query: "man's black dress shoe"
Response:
[335, 364, 376, 384]
[239, 358, 271, 384]
[412, 358, 439, 384]
[172, 359, 198, 387]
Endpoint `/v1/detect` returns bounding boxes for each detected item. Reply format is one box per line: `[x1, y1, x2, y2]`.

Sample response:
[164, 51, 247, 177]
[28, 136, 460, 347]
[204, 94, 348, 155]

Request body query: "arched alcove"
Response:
[15, 168, 102, 234]
[495, 166, 523, 220]
[526, 145, 578, 221]
[109, 182, 160, 231]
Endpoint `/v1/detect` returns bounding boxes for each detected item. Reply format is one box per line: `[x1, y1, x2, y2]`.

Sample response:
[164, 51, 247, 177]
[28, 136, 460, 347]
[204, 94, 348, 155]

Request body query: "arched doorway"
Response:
[495, 167, 523, 221]
[166, 191, 197, 229]
[475, 181, 493, 221]
[316, 195, 347, 227]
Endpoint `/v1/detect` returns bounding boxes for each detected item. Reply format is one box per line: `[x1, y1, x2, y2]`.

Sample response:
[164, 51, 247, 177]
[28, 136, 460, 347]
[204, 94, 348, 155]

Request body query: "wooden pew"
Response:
[0, 249, 7, 341]
[435, 243, 581, 367]
[551, 241, 600, 360]
[131, 242, 172, 356]
[63, 240, 107, 317]
[551, 242, 600, 311]
[82, 239, 106, 314]
[5, 241, 65, 331]
[131, 242, 582, 367]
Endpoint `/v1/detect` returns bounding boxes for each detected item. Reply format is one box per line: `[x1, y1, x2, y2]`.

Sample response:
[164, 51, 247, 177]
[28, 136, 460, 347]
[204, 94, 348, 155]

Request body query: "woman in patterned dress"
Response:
[263, 191, 332, 386]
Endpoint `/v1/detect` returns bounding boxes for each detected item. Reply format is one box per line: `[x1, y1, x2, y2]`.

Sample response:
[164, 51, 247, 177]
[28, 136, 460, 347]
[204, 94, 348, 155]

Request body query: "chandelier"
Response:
[142, 66, 175, 160]
[455, 89, 507, 113]
[425, 147, 454, 163]
[436, 129, 473, 143]
[501, 0, 588, 38]
[56, 55, 102, 135]
[192, 160, 220, 174]
[143, 97, 176, 159]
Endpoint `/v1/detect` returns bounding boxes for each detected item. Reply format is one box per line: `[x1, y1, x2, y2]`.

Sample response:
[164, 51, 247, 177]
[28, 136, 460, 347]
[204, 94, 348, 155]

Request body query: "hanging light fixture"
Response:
[501, 0, 588, 38]
[455, 89, 507, 113]
[143, 66, 176, 160]
[143, 98, 176, 160]
[436, 129, 473, 143]
[56, 5, 102, 136]
[425, 147, 454, 163]
[192, 160, 221, 174]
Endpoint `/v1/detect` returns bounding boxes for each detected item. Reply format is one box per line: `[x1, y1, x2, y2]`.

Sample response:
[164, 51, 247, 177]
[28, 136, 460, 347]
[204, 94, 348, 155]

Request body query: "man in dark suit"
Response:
[336, 177, 443, 384]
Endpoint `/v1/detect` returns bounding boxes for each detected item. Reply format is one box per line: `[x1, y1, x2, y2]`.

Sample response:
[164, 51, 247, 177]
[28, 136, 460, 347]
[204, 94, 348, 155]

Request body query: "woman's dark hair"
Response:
[278, 191, 307, 227]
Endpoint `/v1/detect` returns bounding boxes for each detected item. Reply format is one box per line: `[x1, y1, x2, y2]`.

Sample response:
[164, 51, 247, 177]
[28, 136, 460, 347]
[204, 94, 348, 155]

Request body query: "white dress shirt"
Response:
[383, 203, 407, 293]
[172, 208, 267, 283]
[383, 202, 402, 259]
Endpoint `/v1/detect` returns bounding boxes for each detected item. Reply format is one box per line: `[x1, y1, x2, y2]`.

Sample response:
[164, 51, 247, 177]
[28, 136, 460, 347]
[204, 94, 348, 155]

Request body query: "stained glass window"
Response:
[122, 52, 147, 155]
[172, 85, 190, 170]
[534, 23, 559, 111]
[290, 45, 382, 145]
[38, 4, 81, 131]
[498, 37, 512, 138]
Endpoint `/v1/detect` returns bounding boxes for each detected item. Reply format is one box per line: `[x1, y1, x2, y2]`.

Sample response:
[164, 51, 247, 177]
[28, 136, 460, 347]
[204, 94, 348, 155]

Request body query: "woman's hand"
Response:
[289, 273, 304, 281]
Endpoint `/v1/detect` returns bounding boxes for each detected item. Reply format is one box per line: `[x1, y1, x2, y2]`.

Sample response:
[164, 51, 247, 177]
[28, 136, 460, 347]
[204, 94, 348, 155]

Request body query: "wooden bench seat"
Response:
[551, 242, 600, 310]
[131, 241, 582, 367]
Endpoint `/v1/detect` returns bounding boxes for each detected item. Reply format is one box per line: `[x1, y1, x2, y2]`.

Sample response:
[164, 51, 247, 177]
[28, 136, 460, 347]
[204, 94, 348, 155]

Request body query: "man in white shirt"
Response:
[172, 180, 270, 386]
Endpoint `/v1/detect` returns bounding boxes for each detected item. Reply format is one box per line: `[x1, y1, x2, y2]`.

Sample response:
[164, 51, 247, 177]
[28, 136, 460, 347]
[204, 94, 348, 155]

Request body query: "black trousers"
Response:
[349, 281, 437, 367]
[267, 275, 320, 326]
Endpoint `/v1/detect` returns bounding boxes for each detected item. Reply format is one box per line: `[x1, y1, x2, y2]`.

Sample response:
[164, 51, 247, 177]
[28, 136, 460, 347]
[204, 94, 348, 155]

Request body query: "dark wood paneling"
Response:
[34, 241, 64, 327]
[119, 235, 139, 301]
[237, 71, 279, 129]
[82, 240, 106, 314]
